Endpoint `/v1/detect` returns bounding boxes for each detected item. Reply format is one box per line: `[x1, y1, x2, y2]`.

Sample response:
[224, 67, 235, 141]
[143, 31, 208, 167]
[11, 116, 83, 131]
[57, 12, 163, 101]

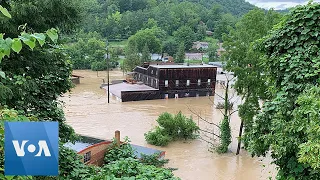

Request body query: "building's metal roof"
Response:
[150, 64, 217, 69]
[64, 136, 105, 152]
[64, 135, 164, 157]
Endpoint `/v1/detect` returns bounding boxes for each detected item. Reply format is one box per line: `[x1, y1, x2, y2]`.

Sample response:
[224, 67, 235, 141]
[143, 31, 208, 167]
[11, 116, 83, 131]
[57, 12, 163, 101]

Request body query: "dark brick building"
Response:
[132, 64, 217, 100]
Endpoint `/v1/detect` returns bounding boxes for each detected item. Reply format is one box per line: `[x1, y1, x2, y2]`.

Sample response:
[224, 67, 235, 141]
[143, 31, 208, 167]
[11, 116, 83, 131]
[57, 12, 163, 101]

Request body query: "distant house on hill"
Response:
[192, 41, 209, 50]
[151, 54, 162, 61]
[185, 53, 204, 60]
[206, 31, 213, 36]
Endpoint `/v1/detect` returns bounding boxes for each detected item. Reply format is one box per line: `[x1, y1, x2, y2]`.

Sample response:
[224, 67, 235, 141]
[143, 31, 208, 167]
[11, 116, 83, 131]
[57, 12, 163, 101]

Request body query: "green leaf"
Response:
[11, 38, 22, 53]
[31, 33, 46, 46]
[0, 33, 3, 39]
[5, 176, 13, 180]
[19, 33, 36, 50]
[0, 71, 5, 78]
[0, 52, 4, 61]
[0, 5, 11, 18]
[1, 38, 12, 57]
[46, 28, 58, 43]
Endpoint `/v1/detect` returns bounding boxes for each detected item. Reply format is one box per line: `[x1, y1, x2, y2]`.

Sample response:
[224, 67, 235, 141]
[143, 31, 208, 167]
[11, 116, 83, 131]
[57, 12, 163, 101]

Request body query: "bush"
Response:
[145, 112, 199, 146]
[104, 137, 136, 164]
[96, 158, 179, 180]
[91, 61, 107, 71]
[140, 153, 169, 168]
[145, 127, 172, 146]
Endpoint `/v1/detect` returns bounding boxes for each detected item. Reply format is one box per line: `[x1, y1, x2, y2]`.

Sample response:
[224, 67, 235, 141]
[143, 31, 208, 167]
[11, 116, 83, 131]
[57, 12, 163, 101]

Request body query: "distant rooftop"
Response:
[150, 64, 217, 69]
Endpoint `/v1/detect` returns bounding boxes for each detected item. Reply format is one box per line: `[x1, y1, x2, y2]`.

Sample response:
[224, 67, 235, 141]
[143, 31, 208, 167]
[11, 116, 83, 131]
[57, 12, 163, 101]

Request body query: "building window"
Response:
[151, 70, 154, 74]
[208, 79, 211, 85]
[198, 79, 201, 86]
[176, 80, 179, 87]
[165, 80, 168, 87]
[151, 79, 154, 86]
[84, 151, 91, 163]
[187, 80, 190, 86]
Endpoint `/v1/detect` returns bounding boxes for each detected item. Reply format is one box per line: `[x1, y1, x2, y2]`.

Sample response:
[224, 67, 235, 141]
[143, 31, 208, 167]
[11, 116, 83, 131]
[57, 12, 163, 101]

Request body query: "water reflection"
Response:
[61, 70, 276, 180]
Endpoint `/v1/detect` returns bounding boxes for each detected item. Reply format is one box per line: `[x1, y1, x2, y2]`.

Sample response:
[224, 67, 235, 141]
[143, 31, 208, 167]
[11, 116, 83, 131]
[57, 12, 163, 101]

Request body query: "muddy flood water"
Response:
[61, 70, 277, 180]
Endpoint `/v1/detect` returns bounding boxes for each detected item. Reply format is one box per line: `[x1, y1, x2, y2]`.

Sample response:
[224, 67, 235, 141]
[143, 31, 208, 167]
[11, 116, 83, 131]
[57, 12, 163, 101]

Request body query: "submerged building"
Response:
[107, 64, 217, 102]
[64, 131, 165, 166]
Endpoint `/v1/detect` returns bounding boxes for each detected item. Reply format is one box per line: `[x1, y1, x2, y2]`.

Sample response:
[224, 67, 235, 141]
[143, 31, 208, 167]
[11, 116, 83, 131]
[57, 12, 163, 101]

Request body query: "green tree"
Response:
[141, 43, 151, 62]
[206, 5, 223, 31]
[67, 35, 106, 69]
[246, 3, 320, 179]
[223, 8, 282, 151]
[196, 23, 207, 41]
[0, 1, 81, 143]
[162, 38, 178, 57]
[127, 27, 162, 53]
[175, 43, 185, 63]
[206, 39, 219, 61]
[0, 3, 79, 179]
[173, 26, 196, 51]
[124, 42, 140, 71]
[214, 13, 237, 41]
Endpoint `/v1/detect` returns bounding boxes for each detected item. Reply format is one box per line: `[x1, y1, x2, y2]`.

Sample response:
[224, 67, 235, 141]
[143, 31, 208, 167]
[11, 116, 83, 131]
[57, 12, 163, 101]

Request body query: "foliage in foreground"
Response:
[246, 2, 320, 179]
[102, 138, 177, 180]
[145, 112, 199, 146]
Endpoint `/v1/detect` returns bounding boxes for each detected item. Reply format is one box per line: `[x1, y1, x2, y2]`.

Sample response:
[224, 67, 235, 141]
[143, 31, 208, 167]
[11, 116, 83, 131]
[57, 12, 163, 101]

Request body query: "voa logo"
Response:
[5, 122, 59, 176]
[12, 140, 51, 157]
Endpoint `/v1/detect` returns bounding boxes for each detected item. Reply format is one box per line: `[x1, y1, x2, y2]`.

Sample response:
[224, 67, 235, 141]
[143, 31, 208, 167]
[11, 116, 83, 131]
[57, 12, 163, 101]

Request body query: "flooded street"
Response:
[61, 70, 276, 180]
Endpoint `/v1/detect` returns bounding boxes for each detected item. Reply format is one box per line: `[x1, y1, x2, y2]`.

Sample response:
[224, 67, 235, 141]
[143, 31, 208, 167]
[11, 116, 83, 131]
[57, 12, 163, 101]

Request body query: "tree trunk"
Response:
[236, 119, 244, 155]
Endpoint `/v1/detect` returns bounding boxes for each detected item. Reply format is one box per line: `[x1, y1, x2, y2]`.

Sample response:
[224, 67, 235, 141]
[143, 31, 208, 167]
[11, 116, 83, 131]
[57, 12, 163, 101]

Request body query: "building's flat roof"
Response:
[105, 82, 158, 98]
[150, 64, 217, 69]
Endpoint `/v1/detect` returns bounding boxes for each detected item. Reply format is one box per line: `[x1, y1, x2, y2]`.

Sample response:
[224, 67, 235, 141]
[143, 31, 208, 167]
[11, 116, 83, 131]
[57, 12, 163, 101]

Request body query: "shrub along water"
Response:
[145, 112, 199, 146]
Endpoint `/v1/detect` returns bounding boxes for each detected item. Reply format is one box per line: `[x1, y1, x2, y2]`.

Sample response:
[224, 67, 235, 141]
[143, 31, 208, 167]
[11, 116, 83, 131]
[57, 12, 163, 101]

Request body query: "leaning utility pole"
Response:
[106, 40, 110, 103]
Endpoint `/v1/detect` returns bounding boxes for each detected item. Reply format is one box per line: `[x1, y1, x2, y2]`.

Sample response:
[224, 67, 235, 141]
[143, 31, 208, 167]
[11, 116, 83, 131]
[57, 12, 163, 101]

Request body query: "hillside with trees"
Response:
[80, 0, 255, 40]
[69, 0, 256, 71]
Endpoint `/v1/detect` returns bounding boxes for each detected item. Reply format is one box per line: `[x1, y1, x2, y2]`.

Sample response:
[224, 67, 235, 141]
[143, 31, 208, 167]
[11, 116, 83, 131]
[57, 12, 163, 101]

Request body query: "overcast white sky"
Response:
[246, 0, 320, 10]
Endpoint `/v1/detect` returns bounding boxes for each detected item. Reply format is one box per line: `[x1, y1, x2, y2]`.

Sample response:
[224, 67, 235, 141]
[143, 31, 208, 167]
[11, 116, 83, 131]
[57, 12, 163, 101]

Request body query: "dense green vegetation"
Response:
[247, 3, 320, 178]
[81, 0, 254, 40]
[223, 2, 320, 179]
[145, 112, 199, 146]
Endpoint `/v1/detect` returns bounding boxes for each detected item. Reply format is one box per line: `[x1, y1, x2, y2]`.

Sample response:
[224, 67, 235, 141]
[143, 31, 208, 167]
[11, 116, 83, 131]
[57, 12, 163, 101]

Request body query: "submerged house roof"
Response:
[64, 135, 165, 159]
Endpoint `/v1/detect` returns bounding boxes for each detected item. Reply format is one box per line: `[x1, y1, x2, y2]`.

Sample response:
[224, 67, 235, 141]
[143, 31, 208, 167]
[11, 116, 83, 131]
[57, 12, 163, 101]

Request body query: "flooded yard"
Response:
[61, 70, 276, 180]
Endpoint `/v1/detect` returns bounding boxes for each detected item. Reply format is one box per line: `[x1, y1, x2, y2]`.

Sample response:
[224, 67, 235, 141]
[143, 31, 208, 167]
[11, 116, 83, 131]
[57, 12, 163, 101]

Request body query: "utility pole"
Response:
[106, 40, 110, 103]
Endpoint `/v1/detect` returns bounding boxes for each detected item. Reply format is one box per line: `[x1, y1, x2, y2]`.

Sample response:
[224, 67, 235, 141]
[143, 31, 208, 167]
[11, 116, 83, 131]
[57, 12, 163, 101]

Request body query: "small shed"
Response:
[71, 74, 84, 84]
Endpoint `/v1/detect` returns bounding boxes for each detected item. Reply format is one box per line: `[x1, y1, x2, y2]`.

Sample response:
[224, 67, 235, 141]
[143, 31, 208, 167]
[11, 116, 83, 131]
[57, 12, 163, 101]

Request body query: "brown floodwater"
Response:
[61, 70, 277, 180]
